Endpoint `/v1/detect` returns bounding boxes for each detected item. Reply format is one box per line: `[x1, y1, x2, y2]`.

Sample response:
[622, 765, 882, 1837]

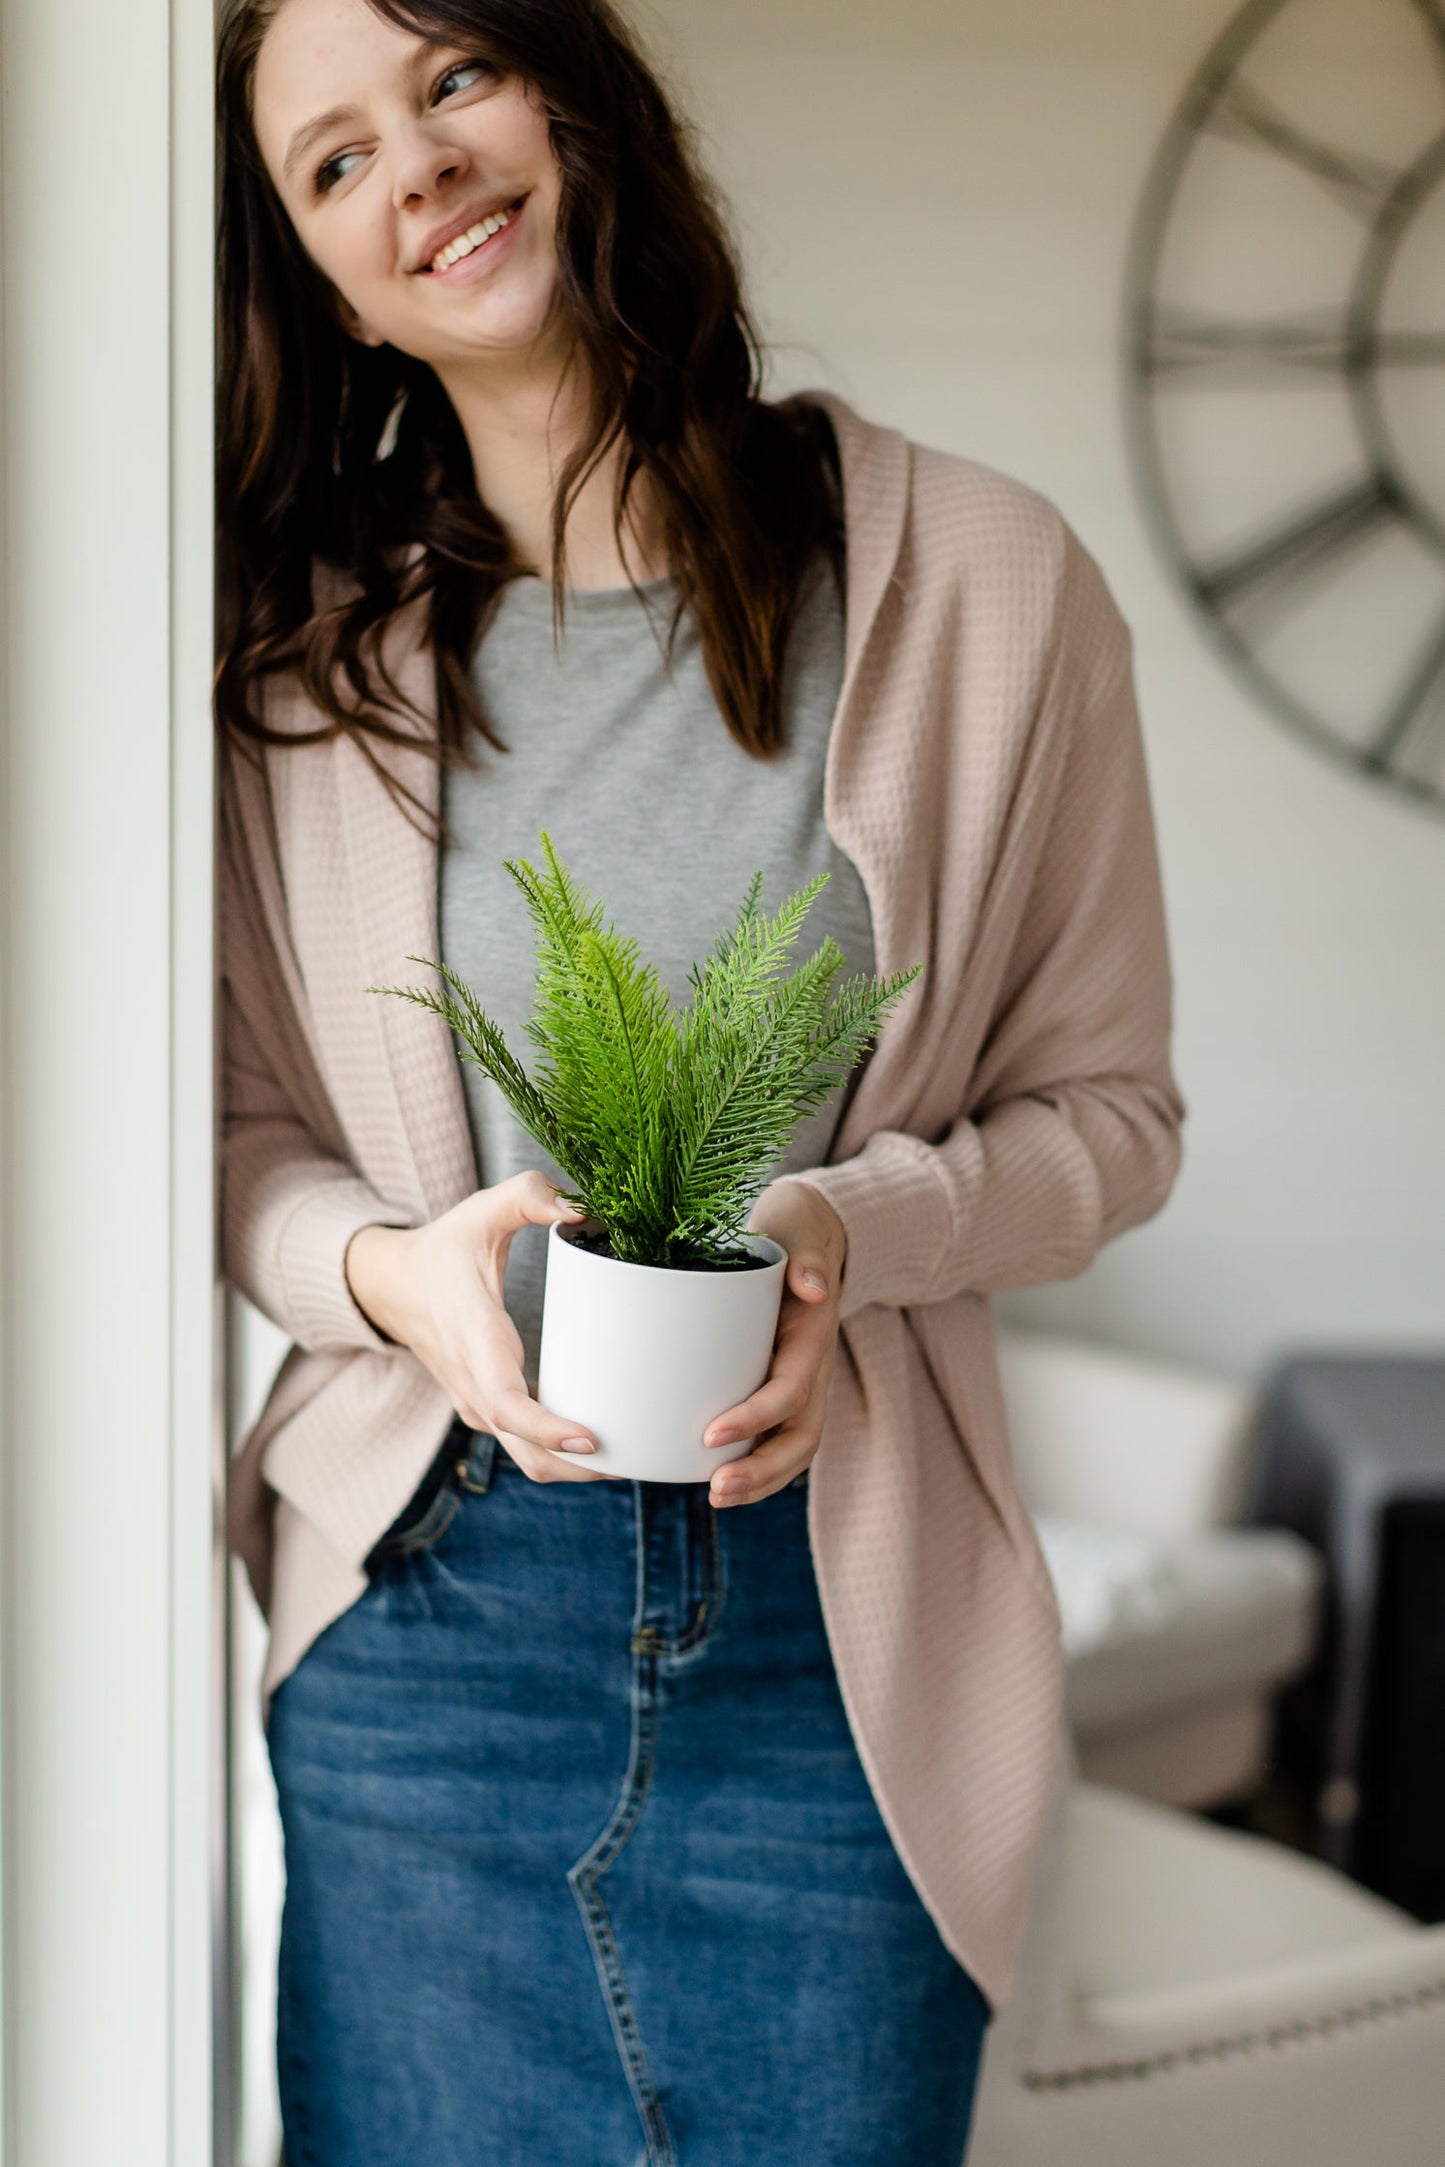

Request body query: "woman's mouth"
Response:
[418, 196, 527, 282]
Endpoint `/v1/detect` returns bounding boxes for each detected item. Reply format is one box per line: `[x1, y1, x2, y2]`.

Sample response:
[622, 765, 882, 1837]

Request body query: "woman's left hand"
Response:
[701, 1177, 848, 1509]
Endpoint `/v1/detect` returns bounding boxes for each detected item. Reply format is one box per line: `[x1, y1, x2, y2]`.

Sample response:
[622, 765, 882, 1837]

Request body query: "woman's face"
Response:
[251, 0, 565, 373]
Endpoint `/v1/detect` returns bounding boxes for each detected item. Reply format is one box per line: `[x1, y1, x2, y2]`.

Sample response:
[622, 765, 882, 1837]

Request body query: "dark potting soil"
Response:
[564, 1226, 769, 1272]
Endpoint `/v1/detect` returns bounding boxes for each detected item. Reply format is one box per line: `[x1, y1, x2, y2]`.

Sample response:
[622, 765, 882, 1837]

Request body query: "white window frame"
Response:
[0, 0, 225, 2158]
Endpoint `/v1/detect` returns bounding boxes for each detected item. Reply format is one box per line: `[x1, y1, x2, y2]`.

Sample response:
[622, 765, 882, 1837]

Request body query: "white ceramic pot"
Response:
[537, 1219, 787, 1482]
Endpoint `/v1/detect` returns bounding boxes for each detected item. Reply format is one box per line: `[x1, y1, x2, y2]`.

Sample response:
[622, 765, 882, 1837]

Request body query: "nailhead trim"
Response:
[1019, 1976, 1445, 2090]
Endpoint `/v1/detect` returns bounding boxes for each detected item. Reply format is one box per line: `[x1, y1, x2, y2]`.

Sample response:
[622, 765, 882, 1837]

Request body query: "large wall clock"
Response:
[1123, 0, 1445, 815]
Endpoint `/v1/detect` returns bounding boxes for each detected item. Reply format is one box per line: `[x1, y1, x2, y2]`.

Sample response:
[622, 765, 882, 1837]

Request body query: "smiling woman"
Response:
[215, 0, 845, 785]
[214, 1, 984, 2153]
[213, 0, 1185, 2159]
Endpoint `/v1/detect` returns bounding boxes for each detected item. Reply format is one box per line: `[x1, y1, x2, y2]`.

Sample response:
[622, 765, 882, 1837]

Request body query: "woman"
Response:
[216, 0, 1187, 2160]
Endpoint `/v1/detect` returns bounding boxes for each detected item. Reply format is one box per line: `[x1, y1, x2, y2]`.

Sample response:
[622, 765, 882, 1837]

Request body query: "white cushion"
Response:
[998, 1329, 1257, 1537]
[1033, 1513, 1185, 1657]
[1034, 1515, 1324, 1734]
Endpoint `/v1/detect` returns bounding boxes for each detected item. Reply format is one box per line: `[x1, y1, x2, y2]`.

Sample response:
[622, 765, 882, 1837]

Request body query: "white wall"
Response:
[633, 0, 1445, 1379]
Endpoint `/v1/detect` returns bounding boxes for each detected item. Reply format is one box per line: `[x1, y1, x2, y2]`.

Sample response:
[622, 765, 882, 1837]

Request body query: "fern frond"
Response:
[366, 956, 579, 1177]
[368, 839, 926, 1268]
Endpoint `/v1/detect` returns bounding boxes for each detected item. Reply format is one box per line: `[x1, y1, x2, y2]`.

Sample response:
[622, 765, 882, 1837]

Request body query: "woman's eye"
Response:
[437, 60, 494, 99]
[315, 150, 361, 194]
[312, 61, 495, 194]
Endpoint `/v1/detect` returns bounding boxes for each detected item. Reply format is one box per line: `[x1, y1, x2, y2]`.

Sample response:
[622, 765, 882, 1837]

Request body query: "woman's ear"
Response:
[331, 287, 387, 350]
[343, 313, 388, 351]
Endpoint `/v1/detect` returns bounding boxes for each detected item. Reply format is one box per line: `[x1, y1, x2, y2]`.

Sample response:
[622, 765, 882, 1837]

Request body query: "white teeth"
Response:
[428, 205, 515, 271]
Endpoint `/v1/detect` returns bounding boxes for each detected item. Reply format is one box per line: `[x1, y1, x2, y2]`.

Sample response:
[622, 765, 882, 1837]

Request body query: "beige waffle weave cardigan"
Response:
[220, 386, 1187, 2016]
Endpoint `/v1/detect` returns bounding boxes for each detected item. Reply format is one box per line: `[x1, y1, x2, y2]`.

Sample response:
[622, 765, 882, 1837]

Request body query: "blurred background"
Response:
[3, 0, 1443, 2161]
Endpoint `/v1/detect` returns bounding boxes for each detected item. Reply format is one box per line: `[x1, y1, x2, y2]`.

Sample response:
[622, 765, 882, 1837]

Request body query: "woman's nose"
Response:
[390, 126, 471, 211]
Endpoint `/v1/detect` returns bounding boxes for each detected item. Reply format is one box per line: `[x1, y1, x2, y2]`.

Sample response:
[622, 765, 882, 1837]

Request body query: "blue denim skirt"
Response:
[265, 1417, 993, 2166]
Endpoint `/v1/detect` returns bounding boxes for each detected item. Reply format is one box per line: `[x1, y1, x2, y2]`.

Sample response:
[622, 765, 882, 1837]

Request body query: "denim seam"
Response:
[386, 1479, 461, 1556]
[371, 1432, 496, 1567]
[659, 1497, 724, 1658]
[567, 1635, 677, 2166]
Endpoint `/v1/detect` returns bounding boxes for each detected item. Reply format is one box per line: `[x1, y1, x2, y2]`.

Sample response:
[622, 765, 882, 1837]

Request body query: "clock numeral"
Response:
[1373, 330, 1445, 366]
[1141, 307, 1445, 380]
[1142, 304, 1356, 378]
[1203, 76, 1404, 223]
[1194, 477, 1396, 613]
[1369, 604, 1445, 776]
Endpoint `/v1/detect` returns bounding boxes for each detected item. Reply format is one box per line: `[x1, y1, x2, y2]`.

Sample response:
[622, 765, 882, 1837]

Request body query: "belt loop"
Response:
[457, 1429, 499, 1494]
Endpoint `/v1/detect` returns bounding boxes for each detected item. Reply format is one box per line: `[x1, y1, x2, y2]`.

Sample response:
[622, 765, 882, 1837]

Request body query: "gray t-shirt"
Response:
[438, 548, 874, 1391]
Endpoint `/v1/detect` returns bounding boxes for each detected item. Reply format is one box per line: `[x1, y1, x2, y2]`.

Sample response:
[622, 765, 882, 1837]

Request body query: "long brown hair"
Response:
[214, 0, 845, 839]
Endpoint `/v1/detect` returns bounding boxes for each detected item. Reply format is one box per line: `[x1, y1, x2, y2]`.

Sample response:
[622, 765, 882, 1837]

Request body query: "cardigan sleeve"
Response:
[218, 752, 414, 1354]
[785, 590, 1187, 1324]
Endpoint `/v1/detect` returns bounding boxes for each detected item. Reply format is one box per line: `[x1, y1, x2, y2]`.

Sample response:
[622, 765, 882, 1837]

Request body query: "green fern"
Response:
[368, 830, 922, 1268]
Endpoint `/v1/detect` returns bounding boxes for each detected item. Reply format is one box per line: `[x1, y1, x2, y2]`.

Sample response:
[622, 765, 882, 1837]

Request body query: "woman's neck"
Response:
[434, 342, 669, 591]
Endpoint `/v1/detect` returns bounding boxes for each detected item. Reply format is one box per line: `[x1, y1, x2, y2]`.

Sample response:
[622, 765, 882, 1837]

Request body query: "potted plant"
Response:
[370, 832, 921, 1482]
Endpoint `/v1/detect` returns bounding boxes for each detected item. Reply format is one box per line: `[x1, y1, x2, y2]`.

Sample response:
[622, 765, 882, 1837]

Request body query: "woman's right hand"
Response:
[343, 1172, 615, 1483]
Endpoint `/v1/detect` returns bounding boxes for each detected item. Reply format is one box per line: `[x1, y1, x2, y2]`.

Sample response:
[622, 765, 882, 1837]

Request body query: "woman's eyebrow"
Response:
[284, 102, 360, 183]
[281, 39, 464, 185]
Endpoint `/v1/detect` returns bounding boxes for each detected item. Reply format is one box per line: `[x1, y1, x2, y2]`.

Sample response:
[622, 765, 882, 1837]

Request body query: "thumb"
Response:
[508, 1170, 586, 1230]
[789, 1254, 830, 1300]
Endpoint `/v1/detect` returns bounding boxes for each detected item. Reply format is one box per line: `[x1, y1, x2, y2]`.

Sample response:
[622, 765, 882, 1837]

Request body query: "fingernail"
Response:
[803, 1269, 826, 1291]
[558, 1437, 595, 1453]
[707, 1428, 740, 1448]
[714, 1478, 749, 1503]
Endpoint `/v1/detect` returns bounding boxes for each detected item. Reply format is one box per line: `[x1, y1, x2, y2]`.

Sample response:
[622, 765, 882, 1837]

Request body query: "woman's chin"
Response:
[424, 286, 566, 367]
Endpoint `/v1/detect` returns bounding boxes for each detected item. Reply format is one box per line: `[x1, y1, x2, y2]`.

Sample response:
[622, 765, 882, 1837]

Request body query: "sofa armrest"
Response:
[997, 1328, 1257, 1539]
[1079, 1925, 1445, 2052]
